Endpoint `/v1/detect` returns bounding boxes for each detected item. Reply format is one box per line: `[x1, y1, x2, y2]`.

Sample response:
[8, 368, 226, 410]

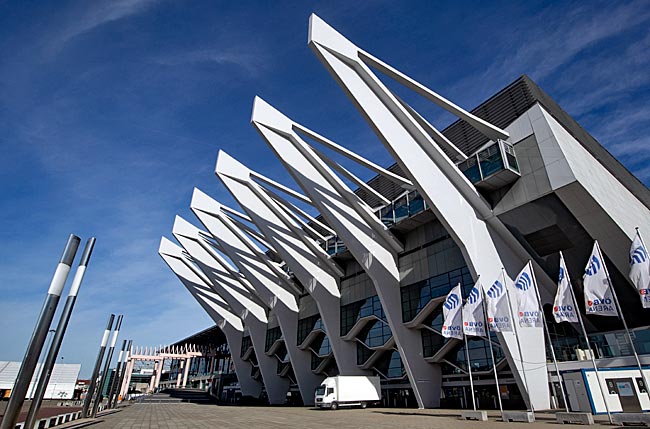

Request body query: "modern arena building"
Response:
[158, 14, 650, 414]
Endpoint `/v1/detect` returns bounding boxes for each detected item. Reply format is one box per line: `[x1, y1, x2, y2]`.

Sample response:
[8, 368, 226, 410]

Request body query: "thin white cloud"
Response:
[152, 48, 267, 77]
[46, 0, 159, 55]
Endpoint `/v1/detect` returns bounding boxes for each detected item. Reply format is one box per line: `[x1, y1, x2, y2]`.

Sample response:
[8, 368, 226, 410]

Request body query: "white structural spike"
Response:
[309, 144, 391, 206]
[292, 122, 415, 187]
[250, 170, 314, 206]
[159, 237, 263, 398]
[222, 211, 278, 254]
[191, 188, 323, 405]
[172, 216, 291, 405]
[216, 150, 365, 375]
[261, 185, 336, 239]
[307, 14, 548, 409]
[309, 15, 508, 142]
[251, 97, 438, 408]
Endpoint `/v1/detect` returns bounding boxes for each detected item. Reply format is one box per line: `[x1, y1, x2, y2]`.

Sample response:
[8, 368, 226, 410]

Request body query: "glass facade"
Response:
[401, 267, 473, 322]
[358, 319, 393, 348]
[274, 342, 288, 362]
[341, 295, 386, 336]
[545, 305, 650, 362]
[324, 190, 428, 255]
[374, 350, 406, 379]
[241, 335, 252, 358]
[296, 314, 325, 346]
[421, 329, 446, 358]
[444, 335, 505, 373]
[457, 140, 520, 185]
[478, 143, 504, 178]
[265, 327, 282, 352]
[357, 343, 374, 365]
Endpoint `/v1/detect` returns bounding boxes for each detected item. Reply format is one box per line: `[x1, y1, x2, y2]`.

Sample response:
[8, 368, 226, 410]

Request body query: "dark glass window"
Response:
[341, 295, 386, 336]
[458, 157, 481, 184]
[374, 350, 405, 379]
[297, 314, 323, 346]
[357, 343, 374, 365]
[408, 191, 425, 215]
[478, 144, 504, 178]
[444, 335, 504, 373]
[422, 329, 445, 358]
[359, 320, 393, 348]
[265, 327, 282, 352]
[394, 195, 409, 223]
[380, 204, 395, 226]
[241, 335, 252, 358]
[401, 266, 473, 322]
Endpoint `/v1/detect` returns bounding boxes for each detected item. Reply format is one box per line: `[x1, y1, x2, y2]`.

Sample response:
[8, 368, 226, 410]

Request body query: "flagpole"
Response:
[596, 241, 650, 408]
[635, 228, 650, 307]
[561, 251, 612, 422]
[502, 268, 534, 413]
[528, 260, 569, 412]
[482, 287, 503, 413]
[464, 332, 477, 411]
[636, 228, 649, 259]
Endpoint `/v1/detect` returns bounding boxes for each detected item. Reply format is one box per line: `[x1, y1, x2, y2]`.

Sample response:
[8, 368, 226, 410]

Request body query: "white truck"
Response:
[314, 376, 381, 410]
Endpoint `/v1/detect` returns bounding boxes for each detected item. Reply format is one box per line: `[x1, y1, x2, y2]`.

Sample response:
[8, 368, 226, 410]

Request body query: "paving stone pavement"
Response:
[61, 403, 614, 429]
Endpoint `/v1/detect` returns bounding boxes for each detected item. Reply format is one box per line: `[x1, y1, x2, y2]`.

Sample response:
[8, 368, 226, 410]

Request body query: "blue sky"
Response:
[1, 0, 648, 377]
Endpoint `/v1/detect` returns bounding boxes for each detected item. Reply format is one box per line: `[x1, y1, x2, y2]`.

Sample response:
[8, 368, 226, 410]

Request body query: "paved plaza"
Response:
[56, 403, 614, 429]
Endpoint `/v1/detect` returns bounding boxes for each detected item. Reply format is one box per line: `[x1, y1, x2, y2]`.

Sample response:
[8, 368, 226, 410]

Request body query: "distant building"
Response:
[0, 361, 81, 400]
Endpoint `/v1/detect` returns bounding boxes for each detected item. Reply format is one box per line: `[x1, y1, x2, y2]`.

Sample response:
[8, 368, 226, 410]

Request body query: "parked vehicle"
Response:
[314, 376, 381, 410]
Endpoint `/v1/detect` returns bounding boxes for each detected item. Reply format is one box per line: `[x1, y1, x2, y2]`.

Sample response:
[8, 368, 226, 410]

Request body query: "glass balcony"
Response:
[457, 140, 520, 191]
[321, 190, 429, 255]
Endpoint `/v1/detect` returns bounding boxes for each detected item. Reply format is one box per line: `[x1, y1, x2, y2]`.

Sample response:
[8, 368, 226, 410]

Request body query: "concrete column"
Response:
[159, 238, 265, 399]
[148, 363, 156, 393]
[191, 191, 322, 405]
[182, 357, 191, 388]
[216, 152, 365, 375]
[154, 359, 163, 391]
[172, 218, 290, 405]
[252, 99, 439, 407]
[220, 323, 264, 398]
[120, 359, 135, 400]
[176, 360, 183, 388]
[307, 14, 549, 409]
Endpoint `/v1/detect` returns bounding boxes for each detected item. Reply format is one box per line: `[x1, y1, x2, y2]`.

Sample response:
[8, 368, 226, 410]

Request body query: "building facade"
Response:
[159, 15, 650, 411]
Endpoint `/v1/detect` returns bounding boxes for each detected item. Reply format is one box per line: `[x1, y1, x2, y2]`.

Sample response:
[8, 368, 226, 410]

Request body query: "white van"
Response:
[314, 376, 381, 410]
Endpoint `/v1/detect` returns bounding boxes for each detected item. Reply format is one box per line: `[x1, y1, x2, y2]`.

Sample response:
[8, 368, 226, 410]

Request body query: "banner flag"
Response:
[442, 283, 463, 340]
[583, 241, 618, 317]
[629, 231, 650, 309]
[514, 262, 542, 327]
[553, 252, 579, 323]
[462, 281, 486, 337]
[483, 276, 513, 332]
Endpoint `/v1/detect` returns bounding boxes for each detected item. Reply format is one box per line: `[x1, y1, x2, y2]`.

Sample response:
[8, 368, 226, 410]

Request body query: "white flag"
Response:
[483, 276, 513, 332]
[514, 262, 542, 327]
[553, 252, 579, 323]
[462, 281, 486, 337]
[629, 231, 650, 309]
[441, 284, 463, 340]
[583, 241, 618, 317]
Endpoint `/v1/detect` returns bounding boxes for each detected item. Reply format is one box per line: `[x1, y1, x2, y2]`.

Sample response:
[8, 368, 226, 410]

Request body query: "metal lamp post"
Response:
[81, 314, 115, 418]
[91, 314, 122, 418]
[24, 238, 96, 429]
[0, 235, 80, 429]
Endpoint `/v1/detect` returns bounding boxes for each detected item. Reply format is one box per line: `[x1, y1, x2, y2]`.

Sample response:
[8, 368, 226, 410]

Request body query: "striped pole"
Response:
[82, 314, 114, 417]
[24, 238, 95, 429]
[107, 339, 128, 408]
[0, 235, 80, 429]
[91, 314, 123, 417]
